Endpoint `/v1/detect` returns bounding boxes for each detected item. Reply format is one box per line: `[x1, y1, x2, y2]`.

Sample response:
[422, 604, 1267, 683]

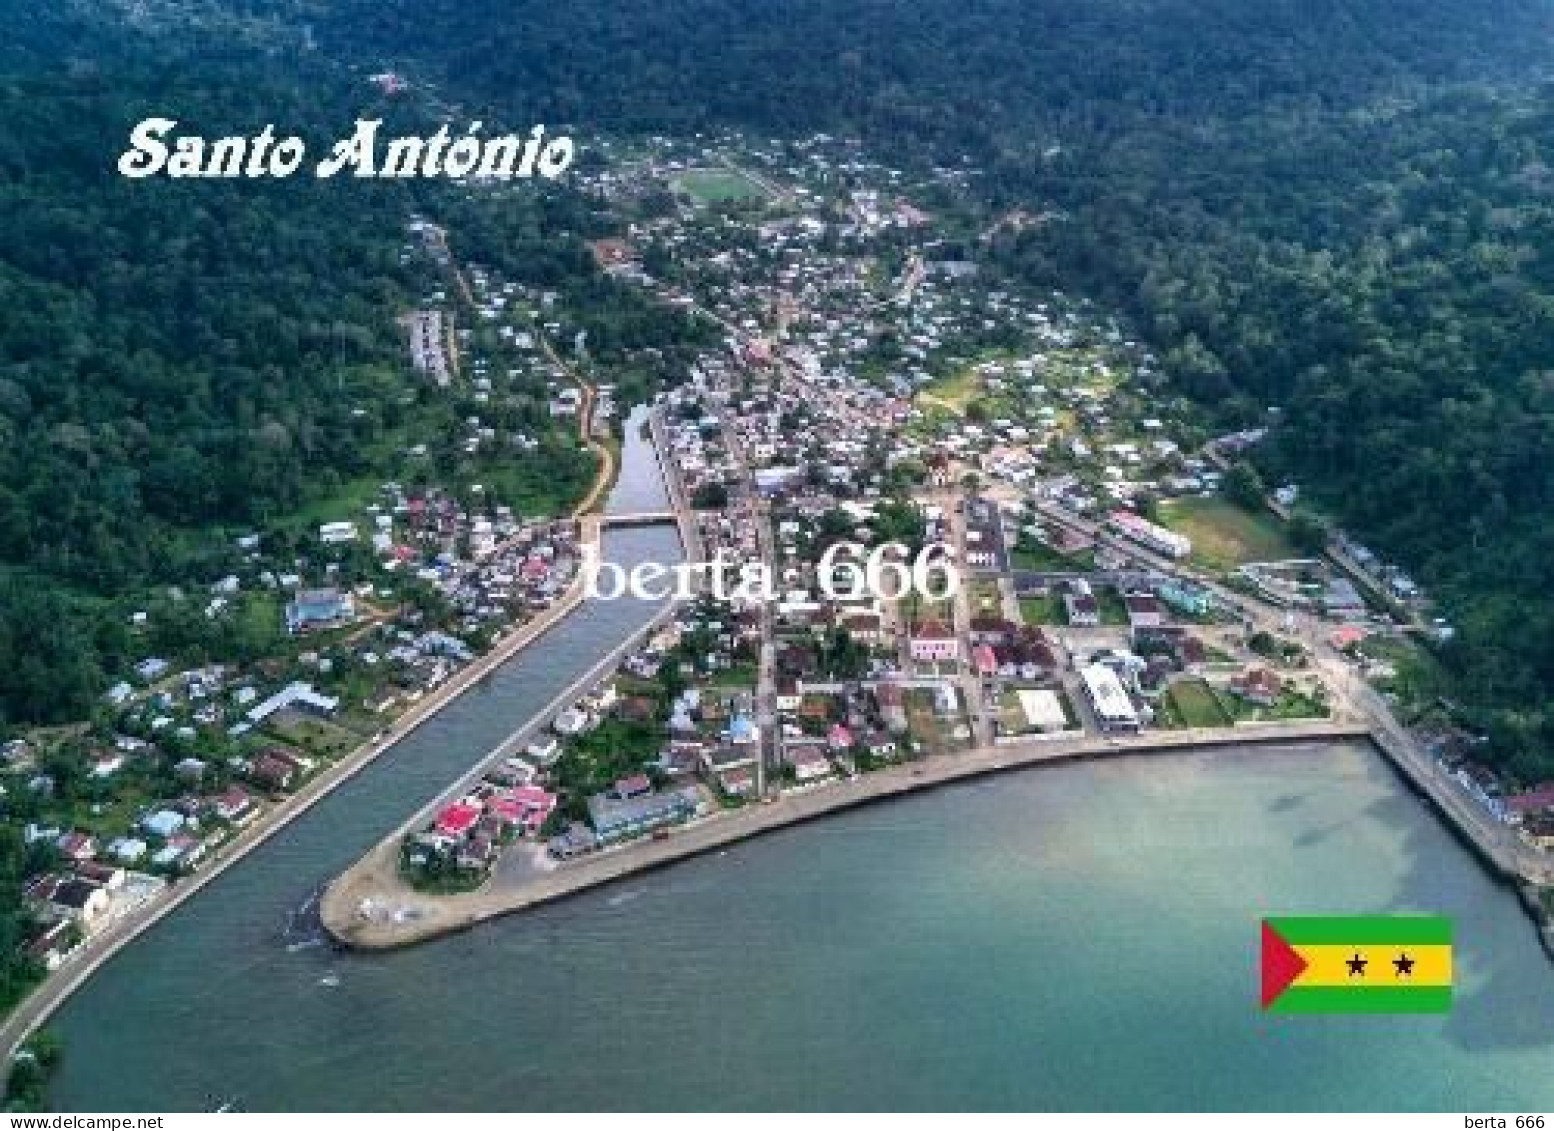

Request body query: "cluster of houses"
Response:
[408, 308, 451, 386]
[409, 777, 560, 876]
[17, 777, 273, 967]
[5, 206, 650, 987]
[367, 133, 1380, 895]
[1427, 736, 1554, 851]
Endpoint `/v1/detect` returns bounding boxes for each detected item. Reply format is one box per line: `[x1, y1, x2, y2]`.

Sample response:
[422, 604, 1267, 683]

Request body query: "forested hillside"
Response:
[994, 92, 1554, 774]
[310, 0, 1554, 768]
[322, 0, 1552, 136]
[0, 10, 424, 722]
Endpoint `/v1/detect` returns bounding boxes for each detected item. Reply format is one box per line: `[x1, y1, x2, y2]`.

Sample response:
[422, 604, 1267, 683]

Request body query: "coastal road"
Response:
[1028, 496, 1553, 881]
[717, 399, 777, 789]
[944, 494, 994, 747]
[322, 719, 1371, 950]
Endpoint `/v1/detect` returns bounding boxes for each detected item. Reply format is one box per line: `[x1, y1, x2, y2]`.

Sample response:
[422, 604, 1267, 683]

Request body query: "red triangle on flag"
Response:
[1261, 920, 1308, 1008]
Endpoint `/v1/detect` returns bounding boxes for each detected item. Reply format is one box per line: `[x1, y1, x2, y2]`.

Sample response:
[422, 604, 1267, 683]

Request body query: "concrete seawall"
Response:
[321, 721, 1373, 950]
[0, 409, 695, 1061]
[0, 534, 604, 1062]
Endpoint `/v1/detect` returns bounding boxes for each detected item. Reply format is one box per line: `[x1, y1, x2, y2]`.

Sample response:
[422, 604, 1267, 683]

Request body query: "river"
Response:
[44, 415, 1554, 1111]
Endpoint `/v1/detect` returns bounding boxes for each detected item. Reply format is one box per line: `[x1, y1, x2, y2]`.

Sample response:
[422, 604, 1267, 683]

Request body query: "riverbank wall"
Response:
[0, 546, 601, 1061]
[321, 721, 1373, 950]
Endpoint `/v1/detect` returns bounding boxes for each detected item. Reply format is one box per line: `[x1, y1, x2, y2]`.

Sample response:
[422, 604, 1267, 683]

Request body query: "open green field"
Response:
[670, 168, 769, 204]
[264, 712, 365, 760]
[900, 591, 954, 624]
[707, 661, 759, 688]
[904, 689, 967, 755]
[1095, 587, 1131, 626]
[997, 690, 1024, 734]
[1011, 538, 1096, 573]
[1158, 496, 1299, 570]
[969, 579, 1003, 615]
[916, 367, 984, 415]
[1166, 678, 1234, 728]
[1355, 635, 1450, 720]
[1224, 687, 1332, 723]
[1019, 594, 1066, 626]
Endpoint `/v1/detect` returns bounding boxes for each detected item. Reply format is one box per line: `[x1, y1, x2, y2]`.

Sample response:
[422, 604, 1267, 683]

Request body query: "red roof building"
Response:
[435, 801, 483, 839]
[972, 644, 999, 677]
[909, 619, 960, 663]
[486, 796, 524, 825]
[1230, 667, 1283, 706]
[612, 774, 652, 800]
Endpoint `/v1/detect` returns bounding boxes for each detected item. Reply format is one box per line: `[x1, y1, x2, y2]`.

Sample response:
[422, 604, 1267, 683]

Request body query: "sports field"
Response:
[916, 367, 983, 414]
[670, 168, 768, 204]
[1158, 496, 1298, 569]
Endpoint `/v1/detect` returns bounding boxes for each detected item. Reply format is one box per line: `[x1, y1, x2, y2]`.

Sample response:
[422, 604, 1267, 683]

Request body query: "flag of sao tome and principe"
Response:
[1261, 916, 1453, 1013]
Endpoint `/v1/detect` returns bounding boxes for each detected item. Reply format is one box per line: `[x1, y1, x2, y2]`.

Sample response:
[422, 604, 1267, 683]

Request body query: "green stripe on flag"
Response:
[1267, 985, 1452, 1014]
[1266, 916, 1451, 946]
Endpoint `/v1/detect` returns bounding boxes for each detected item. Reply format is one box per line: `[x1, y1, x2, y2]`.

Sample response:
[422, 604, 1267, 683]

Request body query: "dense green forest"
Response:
[0, 47, 415, 720]
[311, 0, 1553, 773]
[995, 92, 1554, 776]
[0, 3, 682, 727]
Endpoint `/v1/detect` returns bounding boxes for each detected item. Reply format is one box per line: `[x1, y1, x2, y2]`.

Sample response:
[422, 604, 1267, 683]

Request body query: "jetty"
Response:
[320, 720, 1378, 950]
[318, 402, 1554, 952]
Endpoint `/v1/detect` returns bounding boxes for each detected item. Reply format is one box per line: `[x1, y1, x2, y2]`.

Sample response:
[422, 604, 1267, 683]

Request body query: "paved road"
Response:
[717, 404, 776, 790]
[538, 331, 616, 519]
[324, 719, 1370, 950]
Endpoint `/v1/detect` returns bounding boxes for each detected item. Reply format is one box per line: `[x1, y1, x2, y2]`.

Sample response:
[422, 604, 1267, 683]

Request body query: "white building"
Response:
[1015, 689, 1069, 734]
[1080, 664, 1141, 732]
[1108, 510, 1191, 559]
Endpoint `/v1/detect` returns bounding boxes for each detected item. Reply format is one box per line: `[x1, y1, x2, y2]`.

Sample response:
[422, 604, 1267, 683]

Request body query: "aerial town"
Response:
[8, 131, 1552, 987]
[321, 135, 1554, 944]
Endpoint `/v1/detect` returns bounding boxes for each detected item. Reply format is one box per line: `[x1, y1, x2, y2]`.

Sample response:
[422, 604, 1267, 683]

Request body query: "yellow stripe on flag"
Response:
[1292, 943, 1451, 987]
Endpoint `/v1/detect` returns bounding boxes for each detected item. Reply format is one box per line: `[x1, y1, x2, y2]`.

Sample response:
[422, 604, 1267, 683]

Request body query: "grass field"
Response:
[904, 689, 968, 755]
[1354, 635, 1448, 719]
[1096, 587, 1131, 626]
[900, 591, 954, 624]
[997, 690, 1023, 734]
[916, 367, 983, 414]
[1011, 539, 1096, 573]
[1158, 496, 1299, 570]
[1019, 594, 1066, 626]
[670, 168, 768, 204]
[969, 579, 1003, 615]
[708, 661, 759, 688]
[1224, 687, 1332, 723]
[1166, 679, 1234, 728]
[265, 713, 364, 760]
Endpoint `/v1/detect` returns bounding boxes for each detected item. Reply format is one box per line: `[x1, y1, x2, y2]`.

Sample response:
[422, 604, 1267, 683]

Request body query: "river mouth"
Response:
[41, 412, 1554, 1111]
[48, 738, 1554, 1111]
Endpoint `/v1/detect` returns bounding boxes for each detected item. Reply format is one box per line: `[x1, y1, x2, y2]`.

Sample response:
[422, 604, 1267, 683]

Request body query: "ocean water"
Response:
[44, 414, 1554, 1111]
[47, 740, 1554, 1111]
